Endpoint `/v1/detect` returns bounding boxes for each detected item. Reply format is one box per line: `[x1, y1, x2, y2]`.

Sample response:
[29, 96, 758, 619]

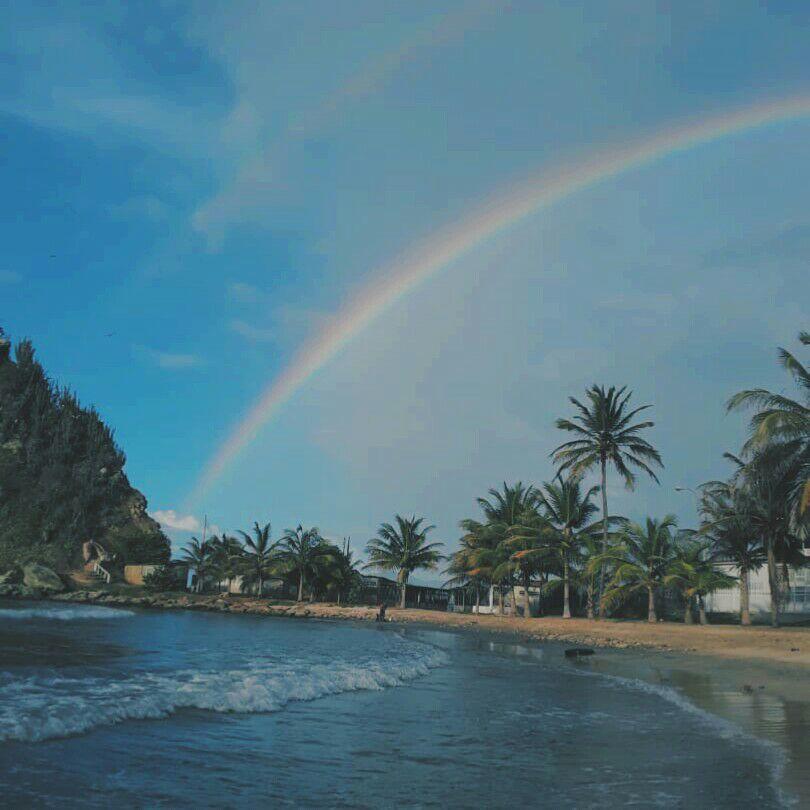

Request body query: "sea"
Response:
[0, 600, 790, 808]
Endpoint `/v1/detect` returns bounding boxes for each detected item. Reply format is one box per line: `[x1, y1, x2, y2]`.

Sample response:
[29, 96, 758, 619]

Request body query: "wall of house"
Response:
[124, 564, 158, 585]
[706, 560, 810, 616]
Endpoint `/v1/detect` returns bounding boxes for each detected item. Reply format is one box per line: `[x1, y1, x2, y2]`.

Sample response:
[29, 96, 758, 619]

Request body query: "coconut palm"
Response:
[280, 525, 327, 602]
[208, 532, 244, 590]
[448, 518, 501, 613]
[498, 511, 548, 619]
[237, 521, 281, 597]
[181, 536, 211, 593]
[722, 448, 805, 626]
[727, 330, 810, 519]
[513, 474, 603, 619]
[328, 539, 361, 605]
[599, 515, 678, 622]
[365, 515, 444, 608]
[665, 541, 736, 625]
[698, 485, 767, 625]
[552, 385, 663, 615]
[476, 483, 538, 616]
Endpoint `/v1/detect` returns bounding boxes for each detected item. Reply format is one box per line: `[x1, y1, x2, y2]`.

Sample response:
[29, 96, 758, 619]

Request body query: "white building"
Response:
[448, 583, 544, 616]
[705, 549, 810, 619]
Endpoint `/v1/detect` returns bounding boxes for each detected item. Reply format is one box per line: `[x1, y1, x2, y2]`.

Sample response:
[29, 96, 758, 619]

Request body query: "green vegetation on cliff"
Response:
[0, 327, 169, 571]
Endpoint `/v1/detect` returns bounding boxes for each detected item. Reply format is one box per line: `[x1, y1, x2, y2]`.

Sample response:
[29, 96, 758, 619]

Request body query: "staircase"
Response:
[90, 562, 112, 584]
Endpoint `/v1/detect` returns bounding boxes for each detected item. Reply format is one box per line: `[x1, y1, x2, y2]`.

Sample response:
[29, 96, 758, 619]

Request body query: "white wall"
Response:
[706, 557, 810, 616]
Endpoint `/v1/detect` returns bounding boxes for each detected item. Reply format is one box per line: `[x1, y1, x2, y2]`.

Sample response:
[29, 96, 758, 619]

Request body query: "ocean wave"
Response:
[571, 667, 794, 807]
[0, 606, 135, 621]
[0, 639, 447, 743]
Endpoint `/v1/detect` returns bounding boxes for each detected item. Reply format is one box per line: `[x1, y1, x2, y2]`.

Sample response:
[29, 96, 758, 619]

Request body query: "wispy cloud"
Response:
[191, 1, 504, 243]
[230, 319, 274, 343]
[227, 281, 268, 305]
[133, 345, 204, 370]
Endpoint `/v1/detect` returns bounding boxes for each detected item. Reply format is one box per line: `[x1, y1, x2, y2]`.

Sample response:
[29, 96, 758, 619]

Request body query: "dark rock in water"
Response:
[22, 563, 65, 592]
[564, 648, 595, 658]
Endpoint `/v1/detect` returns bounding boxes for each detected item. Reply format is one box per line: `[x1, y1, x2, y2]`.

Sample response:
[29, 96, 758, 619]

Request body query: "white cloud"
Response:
[151, 509, 202, 532]
[133, 345, 203, 370]
[151, 509, 221, 536]
[230, 319, 274, 343]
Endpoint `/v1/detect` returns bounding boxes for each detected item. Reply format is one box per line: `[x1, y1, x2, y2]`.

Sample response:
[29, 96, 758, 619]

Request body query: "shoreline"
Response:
[45, 587, 810, 668]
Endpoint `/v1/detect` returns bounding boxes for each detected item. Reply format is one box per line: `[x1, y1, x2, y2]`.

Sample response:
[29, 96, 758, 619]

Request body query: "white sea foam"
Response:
[0, 639, 447, 743]
[0, 606, 135, 621]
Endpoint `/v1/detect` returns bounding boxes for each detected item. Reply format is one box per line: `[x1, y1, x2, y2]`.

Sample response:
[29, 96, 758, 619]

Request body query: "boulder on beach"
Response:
[22, 563, 65, 592]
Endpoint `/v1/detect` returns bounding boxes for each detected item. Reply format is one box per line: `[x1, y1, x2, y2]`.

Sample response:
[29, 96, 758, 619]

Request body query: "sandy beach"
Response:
[50, 588, 810, 666]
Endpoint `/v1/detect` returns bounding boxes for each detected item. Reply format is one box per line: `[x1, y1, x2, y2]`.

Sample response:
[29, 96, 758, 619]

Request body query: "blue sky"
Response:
[2, 1, 809, 582]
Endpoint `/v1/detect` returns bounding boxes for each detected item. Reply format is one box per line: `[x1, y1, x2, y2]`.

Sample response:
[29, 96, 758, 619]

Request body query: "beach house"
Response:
[705, 545, 810, 620]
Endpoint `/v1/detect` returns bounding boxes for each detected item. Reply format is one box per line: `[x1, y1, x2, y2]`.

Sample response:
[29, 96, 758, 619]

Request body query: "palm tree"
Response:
[329, 539, 361, 605]
[515, 474, 603, 619]
[727, 330, 809, 520]
[365, 515, 444, 608]
[449, 518, 500, 613]
[208, 532, 244, 591]
[181, 536, 211, 593]
[599, 515, 678, 622]
[723, 448, 805, 626]
[699, 485, 767, 625]
[237, 521, 281, 597]
[499, 512, 548, 620]
[476, 483, 537, 616]
[280, 525, 326, 602]
[552, 385, 663, 615]
[665, 540, 736, 624]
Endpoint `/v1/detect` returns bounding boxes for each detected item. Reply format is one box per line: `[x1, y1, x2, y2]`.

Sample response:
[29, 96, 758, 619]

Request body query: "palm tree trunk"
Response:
[562, 556, 571, 619]
[586, 577, 595, 620]
[297, 570, 304, 602]
[498, 585, 504, 614]
[698, 596, 708, 625]
[400, 581, 407, 609]
[258, 572, 263, 598]
[475, 585, 480, 613]
[766, 543, 780, 627]
[522, 569, 532, 619]
[599, 456, 608, 619]
[684, 598, 694, 624]
[740, 569, 751, 626]
[647, 586, 657, 622]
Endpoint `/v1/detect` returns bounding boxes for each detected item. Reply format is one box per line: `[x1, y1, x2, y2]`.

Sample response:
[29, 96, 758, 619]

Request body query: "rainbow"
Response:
[187, 92, 810, 507]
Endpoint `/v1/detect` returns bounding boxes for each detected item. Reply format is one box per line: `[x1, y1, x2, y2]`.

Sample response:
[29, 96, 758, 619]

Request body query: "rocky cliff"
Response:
[0, 327, 170, 571]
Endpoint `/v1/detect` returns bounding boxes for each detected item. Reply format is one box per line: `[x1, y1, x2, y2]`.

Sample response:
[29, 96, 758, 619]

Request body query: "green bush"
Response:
[142, 566, 179, 593]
